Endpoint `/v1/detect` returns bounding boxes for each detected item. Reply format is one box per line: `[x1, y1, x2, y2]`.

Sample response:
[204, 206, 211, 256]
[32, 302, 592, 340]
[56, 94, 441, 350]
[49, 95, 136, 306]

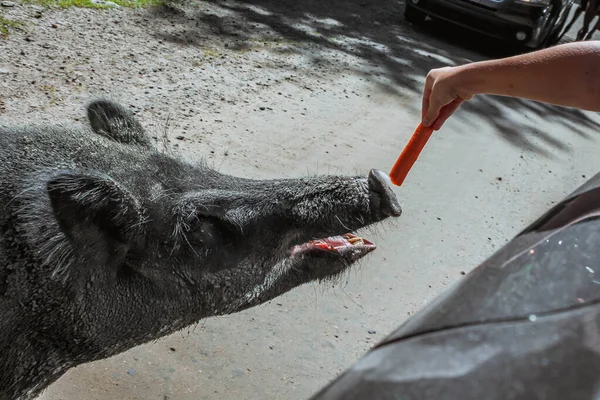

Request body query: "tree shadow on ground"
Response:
[149, 0, 600, 156]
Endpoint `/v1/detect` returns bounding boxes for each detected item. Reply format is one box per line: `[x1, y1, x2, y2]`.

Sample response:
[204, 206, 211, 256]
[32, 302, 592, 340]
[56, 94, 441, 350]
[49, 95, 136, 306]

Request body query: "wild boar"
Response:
[0, 100, 401, 399]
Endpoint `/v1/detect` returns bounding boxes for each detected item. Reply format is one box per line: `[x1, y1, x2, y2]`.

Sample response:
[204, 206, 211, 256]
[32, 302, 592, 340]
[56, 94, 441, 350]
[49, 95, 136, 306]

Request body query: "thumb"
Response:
[423, 88, 460, 127]
[422, 96, 445, 127]
[432, 98, 464, 131]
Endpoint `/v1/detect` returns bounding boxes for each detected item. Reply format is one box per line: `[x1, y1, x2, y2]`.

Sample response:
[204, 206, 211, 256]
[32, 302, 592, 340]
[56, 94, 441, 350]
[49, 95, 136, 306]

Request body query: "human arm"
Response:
[422, 41, 600, 130]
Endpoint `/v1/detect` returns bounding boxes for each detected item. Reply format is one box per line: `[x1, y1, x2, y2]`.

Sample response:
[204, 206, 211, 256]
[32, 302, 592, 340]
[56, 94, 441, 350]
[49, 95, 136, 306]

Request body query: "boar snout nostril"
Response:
[368, 169, 402, 218]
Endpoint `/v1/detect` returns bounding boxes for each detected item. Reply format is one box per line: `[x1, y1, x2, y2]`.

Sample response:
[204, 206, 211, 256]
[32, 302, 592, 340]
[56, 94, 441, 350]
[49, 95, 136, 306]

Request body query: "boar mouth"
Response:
[287, 169, 401, 264]
[290, 233, 376, 263]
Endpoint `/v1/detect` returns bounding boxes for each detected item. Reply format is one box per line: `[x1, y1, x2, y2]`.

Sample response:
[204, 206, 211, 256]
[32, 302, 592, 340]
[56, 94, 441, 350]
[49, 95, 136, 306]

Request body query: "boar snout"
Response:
[368, 169, 402, 220]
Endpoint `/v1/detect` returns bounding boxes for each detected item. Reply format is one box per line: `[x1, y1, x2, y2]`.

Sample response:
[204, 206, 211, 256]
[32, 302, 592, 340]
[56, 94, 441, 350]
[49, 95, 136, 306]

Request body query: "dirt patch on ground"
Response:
[0, 0, 412, 152]
[2, 0, 599, 158]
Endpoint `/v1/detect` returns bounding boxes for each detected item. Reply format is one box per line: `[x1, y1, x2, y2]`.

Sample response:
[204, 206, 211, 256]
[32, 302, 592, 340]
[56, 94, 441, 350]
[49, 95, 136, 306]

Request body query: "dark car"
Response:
[404, 0, 574, 49]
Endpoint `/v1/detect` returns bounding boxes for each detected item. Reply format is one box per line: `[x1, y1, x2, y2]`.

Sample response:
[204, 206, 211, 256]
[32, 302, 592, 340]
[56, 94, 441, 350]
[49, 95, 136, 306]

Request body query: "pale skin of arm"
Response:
[422, 41, 600, 130]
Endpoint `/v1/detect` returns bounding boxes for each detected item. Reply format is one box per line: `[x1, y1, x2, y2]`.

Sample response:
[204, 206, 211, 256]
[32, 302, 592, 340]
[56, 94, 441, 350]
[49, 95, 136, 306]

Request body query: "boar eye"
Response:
[187, 213, 241, 249]
[187, 216, 222, 247]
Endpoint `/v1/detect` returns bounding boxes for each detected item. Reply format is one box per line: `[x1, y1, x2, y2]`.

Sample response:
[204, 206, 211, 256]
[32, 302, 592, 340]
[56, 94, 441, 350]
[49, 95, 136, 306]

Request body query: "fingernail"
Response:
[423, 118, 431, 126]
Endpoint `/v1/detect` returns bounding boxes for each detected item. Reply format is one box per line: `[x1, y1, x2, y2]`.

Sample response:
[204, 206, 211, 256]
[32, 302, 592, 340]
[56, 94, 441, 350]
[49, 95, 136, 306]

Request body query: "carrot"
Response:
[389, 122, 434, 186]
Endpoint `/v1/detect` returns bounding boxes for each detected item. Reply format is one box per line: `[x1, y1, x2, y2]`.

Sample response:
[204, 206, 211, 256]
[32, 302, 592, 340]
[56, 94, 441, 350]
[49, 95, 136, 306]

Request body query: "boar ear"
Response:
[86, 99, 152, 148]
[46, 172, 145, 252]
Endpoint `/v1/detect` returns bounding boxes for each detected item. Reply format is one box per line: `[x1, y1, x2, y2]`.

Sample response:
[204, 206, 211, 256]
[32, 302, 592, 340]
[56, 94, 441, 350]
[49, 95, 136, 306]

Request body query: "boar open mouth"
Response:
[290, 233, 376, 263]
[288, 170, 400, 264]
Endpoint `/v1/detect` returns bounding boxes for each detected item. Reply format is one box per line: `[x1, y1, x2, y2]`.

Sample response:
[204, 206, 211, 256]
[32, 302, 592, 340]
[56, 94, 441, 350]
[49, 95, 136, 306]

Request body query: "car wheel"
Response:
[544, 27, 562, 46]
[542, 21, 564, 46]
[405, 4, 427, 24]
[541, 2, 570, 47]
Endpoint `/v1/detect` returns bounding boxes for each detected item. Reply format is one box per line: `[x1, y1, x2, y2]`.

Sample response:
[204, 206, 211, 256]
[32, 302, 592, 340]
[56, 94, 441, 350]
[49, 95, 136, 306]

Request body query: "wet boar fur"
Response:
[0, 100, 401, 399]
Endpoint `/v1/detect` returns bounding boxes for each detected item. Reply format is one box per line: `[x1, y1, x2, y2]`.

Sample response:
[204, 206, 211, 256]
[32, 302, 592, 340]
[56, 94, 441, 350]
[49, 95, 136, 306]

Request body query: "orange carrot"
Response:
[389, 123, 434, 186]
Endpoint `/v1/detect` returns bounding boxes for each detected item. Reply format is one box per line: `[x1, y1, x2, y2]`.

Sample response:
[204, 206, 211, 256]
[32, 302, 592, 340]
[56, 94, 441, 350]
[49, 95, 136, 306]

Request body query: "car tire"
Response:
[541, 21, 563, 47]
[540, 2, 570, 47]
[405, 4, 427, 24]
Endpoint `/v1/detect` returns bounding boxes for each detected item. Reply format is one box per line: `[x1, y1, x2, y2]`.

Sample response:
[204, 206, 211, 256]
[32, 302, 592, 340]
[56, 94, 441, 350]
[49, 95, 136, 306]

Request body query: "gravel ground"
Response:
[2, 1, 600, 399]
[0, 0, 417, 163]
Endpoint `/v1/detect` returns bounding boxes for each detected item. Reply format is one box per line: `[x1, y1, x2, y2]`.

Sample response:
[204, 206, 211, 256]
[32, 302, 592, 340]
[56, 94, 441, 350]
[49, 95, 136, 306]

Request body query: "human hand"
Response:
[421, 66, 474, 130]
